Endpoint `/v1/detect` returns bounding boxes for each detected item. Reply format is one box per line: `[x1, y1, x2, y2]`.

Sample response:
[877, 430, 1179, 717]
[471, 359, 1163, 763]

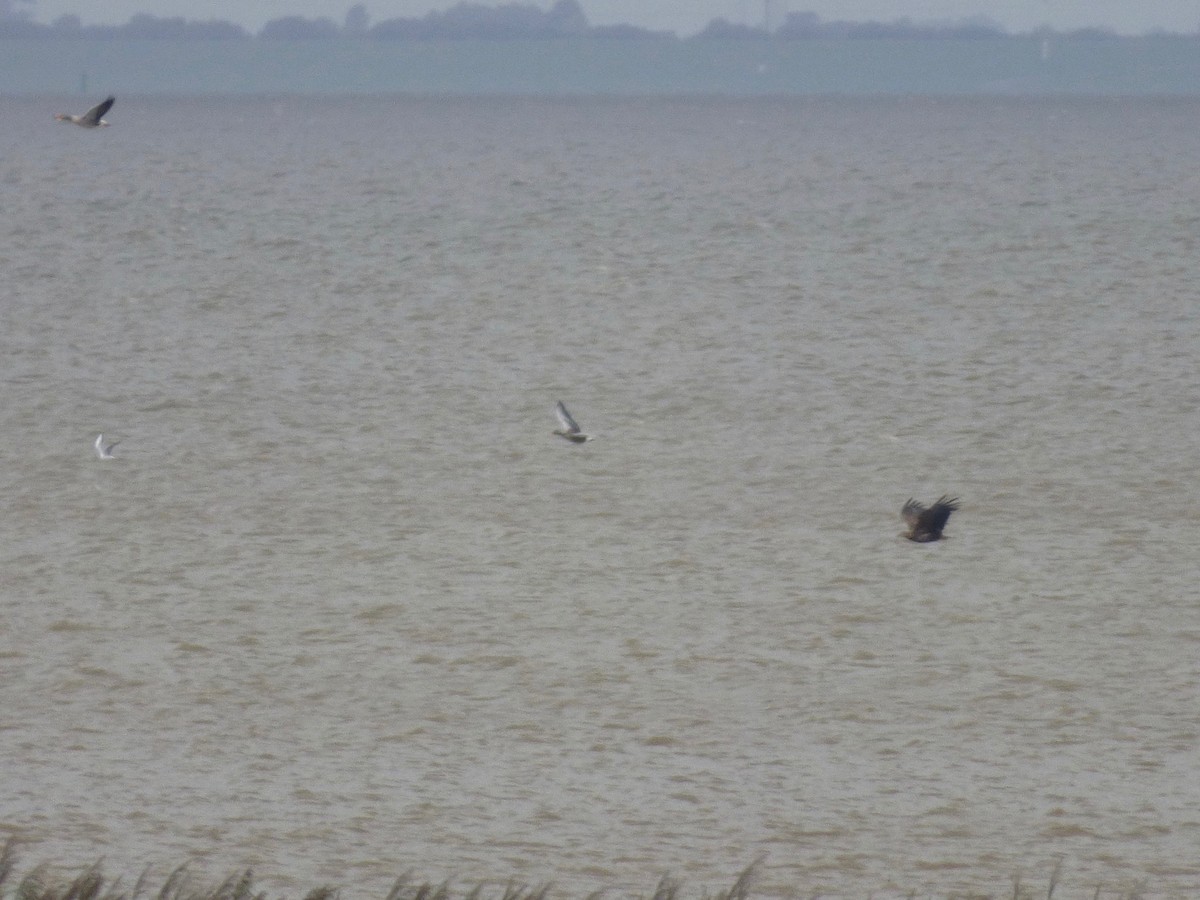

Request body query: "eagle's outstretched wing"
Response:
[901, 498, 926, 530]
[902, 496, 959, 542]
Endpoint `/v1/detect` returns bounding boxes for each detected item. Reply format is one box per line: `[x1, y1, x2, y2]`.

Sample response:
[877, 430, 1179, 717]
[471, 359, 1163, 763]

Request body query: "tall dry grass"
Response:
[0, 842, 1153, 900]
[0, 841, 756, 900]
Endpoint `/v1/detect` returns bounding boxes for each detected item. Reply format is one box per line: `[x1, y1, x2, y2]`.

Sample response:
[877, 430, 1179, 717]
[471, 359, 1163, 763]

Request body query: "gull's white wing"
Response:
[555, 401, 580, 434]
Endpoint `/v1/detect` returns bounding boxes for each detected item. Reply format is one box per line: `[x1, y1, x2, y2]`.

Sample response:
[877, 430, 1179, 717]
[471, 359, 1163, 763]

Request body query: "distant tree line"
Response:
[1, 1, 1195, 41]
[1, 12, 248, 38]
[700, 11, 1010, 40]
[695, 11, 1182, 40]
[0, 0, 664, 39]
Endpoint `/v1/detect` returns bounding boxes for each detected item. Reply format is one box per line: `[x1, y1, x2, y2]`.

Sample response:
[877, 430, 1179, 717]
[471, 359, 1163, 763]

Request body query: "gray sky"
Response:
[25, 0, 1200, 36]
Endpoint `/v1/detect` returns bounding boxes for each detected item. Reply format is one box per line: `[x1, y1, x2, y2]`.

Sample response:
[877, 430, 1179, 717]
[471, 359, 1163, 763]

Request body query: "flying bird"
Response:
[901, 496, 959, 542]
[56, 96, 115, 128]
[552, 401, 592, 443]
[94, 434, 119, 459]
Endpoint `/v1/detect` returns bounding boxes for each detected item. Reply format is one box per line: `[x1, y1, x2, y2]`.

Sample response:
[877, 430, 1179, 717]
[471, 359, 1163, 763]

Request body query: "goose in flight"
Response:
[552, 401, 593, 443]
[901, 496, 959, 542]
[94, 434, 119, 459]
[56, 96, 115, 128]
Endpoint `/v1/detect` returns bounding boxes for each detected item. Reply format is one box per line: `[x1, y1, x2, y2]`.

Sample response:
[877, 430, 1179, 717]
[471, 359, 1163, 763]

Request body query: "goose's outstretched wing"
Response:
[81, 97, 115, 126]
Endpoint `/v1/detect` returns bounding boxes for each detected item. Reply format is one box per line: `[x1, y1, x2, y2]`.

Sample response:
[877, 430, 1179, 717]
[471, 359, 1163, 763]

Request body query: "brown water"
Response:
[2, 95, 1199, 898]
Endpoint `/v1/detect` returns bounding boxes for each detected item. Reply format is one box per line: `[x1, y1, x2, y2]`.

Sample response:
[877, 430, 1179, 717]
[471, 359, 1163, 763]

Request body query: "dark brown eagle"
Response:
[901, 496, 959, 542]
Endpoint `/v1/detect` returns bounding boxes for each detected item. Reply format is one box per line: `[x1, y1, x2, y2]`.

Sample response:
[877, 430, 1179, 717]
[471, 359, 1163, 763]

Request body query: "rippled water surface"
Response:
[2, 95, 1199, 898]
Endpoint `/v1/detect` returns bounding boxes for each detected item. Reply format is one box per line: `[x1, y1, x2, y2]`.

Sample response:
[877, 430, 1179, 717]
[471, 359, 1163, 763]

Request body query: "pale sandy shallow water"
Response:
[1, 95, 1199, 897]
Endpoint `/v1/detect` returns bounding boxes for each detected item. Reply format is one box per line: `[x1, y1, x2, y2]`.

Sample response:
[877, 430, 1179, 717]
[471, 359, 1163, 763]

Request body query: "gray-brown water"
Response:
[2, 95, 1199, 897]
[7, 38, 1200, 96]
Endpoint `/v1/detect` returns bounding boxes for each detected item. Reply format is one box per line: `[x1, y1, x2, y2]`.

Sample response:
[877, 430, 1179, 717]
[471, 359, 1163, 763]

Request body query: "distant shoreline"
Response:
[6, 37, 1200, 96]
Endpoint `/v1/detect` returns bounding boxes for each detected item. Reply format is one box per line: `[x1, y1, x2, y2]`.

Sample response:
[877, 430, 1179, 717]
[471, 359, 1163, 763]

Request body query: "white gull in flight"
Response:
[552, 401, 593, 443]
[94, 434, 119, 459]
